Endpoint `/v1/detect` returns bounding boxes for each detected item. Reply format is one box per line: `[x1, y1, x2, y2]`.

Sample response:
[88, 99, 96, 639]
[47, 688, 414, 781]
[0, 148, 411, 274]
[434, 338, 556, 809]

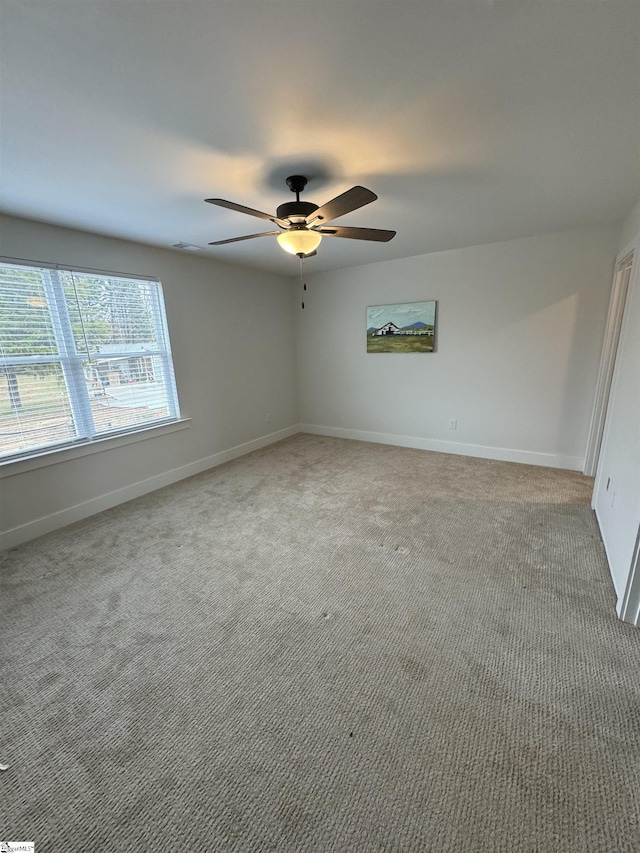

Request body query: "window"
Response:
[0, 260, 180, 462]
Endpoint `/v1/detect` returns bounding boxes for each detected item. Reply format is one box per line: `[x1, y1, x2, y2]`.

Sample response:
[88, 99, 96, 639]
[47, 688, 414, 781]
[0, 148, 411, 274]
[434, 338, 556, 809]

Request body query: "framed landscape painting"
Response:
[366, 300, 437, 353]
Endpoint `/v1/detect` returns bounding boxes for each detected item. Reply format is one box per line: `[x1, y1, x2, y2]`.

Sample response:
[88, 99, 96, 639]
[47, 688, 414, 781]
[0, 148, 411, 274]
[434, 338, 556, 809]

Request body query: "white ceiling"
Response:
[1, 1, 638, 275]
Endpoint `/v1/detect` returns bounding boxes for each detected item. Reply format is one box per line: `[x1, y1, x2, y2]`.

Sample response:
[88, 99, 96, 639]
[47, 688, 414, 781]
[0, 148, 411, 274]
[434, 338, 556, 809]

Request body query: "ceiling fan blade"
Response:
[205, 198, 288, 227]
[306, 186, 377, 226]
[318, 225, 396, 242]
[208, 231, 281, 246]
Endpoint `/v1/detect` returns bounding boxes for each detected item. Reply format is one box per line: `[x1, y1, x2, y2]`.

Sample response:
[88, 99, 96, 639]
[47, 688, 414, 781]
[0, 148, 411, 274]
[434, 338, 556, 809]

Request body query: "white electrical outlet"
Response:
[449, 419, 457, 430]
[266, 413, 271, 423]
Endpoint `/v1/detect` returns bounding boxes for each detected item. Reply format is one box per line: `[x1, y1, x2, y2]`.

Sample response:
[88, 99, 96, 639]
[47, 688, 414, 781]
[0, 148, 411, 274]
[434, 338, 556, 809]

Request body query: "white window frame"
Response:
[0, 257, 182, 465]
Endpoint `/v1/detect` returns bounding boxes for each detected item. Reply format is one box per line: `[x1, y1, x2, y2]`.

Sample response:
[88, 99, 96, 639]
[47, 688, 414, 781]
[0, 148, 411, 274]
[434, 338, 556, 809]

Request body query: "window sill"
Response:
[0, 418, 192, 478]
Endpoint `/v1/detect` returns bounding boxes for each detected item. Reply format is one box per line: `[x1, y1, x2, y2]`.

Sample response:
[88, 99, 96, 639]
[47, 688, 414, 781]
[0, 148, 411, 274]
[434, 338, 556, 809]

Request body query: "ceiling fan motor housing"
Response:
[276, 200, 319, 222]
[277, 175, 320, 223]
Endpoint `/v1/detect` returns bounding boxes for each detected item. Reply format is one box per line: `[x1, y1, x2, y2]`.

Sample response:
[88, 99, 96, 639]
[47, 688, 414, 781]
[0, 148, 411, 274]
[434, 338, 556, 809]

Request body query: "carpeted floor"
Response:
[2, 434, 640, 852]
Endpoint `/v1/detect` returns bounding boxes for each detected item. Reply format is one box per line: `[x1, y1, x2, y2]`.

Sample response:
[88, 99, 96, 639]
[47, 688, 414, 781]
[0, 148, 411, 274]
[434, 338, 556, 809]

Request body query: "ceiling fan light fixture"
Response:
[277, 227, 322, 257]
[206, 177, 394, 256]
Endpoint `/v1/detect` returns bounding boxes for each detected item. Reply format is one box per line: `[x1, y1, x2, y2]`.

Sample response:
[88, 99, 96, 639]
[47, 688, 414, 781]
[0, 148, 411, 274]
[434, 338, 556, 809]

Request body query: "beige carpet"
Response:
[2, 434, 639, 852]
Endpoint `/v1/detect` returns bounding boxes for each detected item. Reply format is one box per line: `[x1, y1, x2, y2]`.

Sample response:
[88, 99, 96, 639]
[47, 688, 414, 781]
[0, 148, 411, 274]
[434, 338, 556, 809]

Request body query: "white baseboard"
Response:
[1, 424, 301, 551]
[299, 423, 584, 471]
[2, 423, 585, 552]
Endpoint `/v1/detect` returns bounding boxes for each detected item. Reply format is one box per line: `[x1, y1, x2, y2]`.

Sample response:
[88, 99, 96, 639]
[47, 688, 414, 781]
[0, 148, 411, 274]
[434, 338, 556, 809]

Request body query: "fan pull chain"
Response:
[299, 255, 306, 309]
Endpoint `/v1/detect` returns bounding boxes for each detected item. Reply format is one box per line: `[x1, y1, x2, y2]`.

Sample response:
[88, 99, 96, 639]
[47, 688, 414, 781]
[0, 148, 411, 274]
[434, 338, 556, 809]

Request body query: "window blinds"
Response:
[0, 261, 180, 461]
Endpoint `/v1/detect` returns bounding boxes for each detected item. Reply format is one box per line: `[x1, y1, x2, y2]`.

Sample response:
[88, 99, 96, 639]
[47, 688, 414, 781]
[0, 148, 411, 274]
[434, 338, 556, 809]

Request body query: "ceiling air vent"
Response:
[172, 242, 202, 251]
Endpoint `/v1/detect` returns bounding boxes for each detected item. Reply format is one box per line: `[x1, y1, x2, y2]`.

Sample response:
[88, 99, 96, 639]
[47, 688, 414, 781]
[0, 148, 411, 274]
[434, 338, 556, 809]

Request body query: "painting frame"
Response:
[366, 300, 437, 353]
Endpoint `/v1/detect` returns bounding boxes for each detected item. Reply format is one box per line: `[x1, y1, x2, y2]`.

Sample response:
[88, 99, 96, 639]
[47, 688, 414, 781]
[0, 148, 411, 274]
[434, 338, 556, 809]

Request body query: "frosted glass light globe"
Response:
[277, 228, 322, 256]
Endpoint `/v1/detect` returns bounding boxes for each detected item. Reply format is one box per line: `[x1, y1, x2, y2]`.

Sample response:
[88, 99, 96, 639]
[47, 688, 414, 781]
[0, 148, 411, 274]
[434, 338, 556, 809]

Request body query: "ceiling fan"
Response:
[205, 175, 396, 258]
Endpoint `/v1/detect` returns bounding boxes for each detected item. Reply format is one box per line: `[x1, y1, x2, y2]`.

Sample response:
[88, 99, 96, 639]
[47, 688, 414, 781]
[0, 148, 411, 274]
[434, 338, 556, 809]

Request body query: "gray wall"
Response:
[1, 215, 624, 551]
[0, 215, 298, 547]
[295, 225, 619, 469]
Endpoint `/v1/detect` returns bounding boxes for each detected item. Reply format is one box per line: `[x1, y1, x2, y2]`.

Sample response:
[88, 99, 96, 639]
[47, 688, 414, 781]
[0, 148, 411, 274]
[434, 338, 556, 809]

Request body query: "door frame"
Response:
[619, 526, 640, 625]
[584, 243, 635, 477]
[589, 234, 639, 627]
